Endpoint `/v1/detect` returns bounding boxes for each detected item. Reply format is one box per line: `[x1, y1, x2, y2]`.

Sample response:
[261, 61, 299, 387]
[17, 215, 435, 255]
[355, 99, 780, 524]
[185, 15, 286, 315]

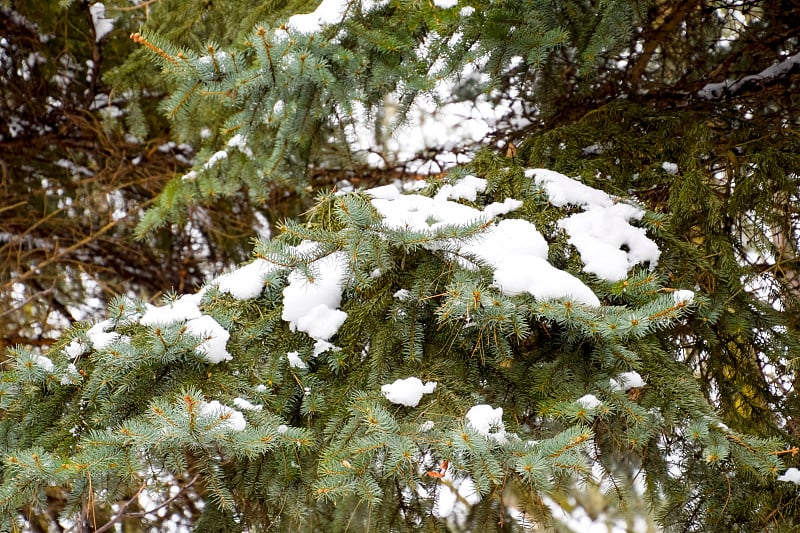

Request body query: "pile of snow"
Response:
[213, 258, 275, 300]
[370, 173, 605, 306]
[672, 289, 695, 305]
[184, 315, 232, 363]
[281, 250, 348, 343]
[381, 377, 437, 407]
[527, 169, 661, 281]
[34, 355, 54, 372]
[140, 293, 203, 327]
[287, 351, 308, 369]
[86, 319, 120, 350]
[233, 397, 263, 411]
[140, 293, 232, 363]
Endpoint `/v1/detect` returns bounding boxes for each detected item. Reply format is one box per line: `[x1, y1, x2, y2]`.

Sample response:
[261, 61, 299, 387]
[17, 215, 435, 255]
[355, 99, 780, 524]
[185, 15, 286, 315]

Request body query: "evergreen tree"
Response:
[0, 0, 285, 352]
[2, 0, 800, 531]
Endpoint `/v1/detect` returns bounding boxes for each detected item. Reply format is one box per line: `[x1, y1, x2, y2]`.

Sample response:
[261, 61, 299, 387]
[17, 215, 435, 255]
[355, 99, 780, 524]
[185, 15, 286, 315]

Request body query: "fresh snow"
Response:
[286, 351, 308, 369]
[778, 468, 800, 484]
[281, 250, 348, 341]
[577, 394, 602, 409]
[63, 339, 86, 359]
[198, 400, 246, 431]
[285, 0, 348, 34]
[370, 174, 603, 306]
[233, 397, 263, 411]
[213, 258, 275, 300]
[673, 289, 695, 304]
[185, 315, 232, 363]
[140, 293, 203, 327]
[34, 355, 54, 372]
[526, 168, 661, 281]
[610, 371, 645, 391]
[86, 319, 120, 349]
[434, 175, 486, 201]
[661, 161, 678, 175]
[465, 404, 507, 443]
[381, 377, 437, 407]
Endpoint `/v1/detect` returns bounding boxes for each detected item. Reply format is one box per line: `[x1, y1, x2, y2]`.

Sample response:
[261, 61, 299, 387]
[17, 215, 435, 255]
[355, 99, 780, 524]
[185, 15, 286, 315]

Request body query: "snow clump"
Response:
[527, 169, 661, 281]
[466, 404, 507, 443]
[381, 377, 437, 407]
[778, 468, 800, 484]
[610, 371, 646, 391]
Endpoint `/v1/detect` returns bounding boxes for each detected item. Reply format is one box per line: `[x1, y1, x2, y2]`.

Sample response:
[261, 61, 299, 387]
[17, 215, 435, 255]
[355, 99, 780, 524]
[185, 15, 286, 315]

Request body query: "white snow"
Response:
[89, 3, 114, 41]
[465, 404, 507, 443]
[86, 319, 119, 349]
[673, 289, 695, 305]
[526, 169, 661, 281]
[528, 168, 613, 208]
[185, 315, 232, 363]
[294, 304, 348, 341]
[226, 134, 253, 158]
[198, 400, 246, 431]
[393, 288, 411, 300]
[577, 394, 602, 409]
[213, 259, 276, 300]
[609, 371, 645, 391]
[285, 0, 349, 34]
[282, 250, 348, 341]
[203, 150, 228, 169]
[661, 162, 678, 175]
[34, 355, 54, 372]
[233, 397, 263, 411]
[140, 293, 203, 327]
[778, 468, 800, 484]
[433, 175, 486, 202]
[63, 339, 86, 359]
[60, 363, 80, 385]
[699, 51, 800, 99]
[287, 351, 308, 369]
[433, 0, 458, 7]
[313, 339, 339, 356]
[381, 377, 437, 407]
[369, 174, 602, 306]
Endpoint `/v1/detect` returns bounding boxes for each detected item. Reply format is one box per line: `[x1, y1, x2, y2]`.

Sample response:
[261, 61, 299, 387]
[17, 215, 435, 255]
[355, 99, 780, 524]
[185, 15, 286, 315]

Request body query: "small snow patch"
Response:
[381, 377, 437, 407]
[185, 315, 232, 364]
[199, 400, 246, 431]
[610, 371, 645, 392]
[673, 289, 694, 304]
[778, 468, 800, 484]
[576, 394, 602, 409]
[661, 162, 678, 175]
[287, 351, 308, 369]
[466, 404, 506, 443]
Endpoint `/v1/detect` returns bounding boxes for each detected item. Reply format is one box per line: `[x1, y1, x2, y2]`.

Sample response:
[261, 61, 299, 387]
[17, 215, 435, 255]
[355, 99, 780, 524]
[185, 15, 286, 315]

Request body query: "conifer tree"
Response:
[2, 0, 800, 531]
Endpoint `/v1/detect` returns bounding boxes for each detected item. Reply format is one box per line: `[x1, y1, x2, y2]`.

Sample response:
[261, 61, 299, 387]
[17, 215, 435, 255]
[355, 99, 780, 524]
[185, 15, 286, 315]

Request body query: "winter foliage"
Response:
[3, 0, 800, 531]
